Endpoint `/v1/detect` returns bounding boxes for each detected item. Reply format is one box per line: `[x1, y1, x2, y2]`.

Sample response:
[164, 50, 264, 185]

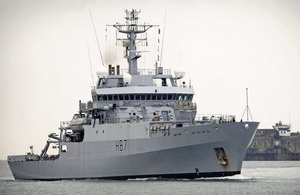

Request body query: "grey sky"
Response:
[0, 0, 299, 159]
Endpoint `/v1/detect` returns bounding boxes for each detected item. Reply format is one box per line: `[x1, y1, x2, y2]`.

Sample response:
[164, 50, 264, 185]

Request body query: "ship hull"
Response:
[8, 122, 258, 180]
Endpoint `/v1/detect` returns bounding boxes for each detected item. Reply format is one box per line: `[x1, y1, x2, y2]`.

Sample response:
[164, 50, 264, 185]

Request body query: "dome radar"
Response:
[96, 65, 108, 78]
[123, 73, 132, 85]
[174, 66, 185, 79]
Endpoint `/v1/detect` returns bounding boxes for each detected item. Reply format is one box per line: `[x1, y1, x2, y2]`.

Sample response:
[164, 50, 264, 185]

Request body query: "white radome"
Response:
[123, 73, 132, 84]
[96, 65, 108, 78]
[174, 66, 185, 78]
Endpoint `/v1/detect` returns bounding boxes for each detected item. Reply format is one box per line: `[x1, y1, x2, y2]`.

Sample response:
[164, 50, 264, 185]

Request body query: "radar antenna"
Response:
[111, 9, 158, 75]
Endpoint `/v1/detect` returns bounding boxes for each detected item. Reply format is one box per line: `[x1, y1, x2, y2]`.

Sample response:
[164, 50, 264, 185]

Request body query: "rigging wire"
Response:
[87, 44, 95, 87]
[89, 9, 105, 66]
[160, 10, 167, 67]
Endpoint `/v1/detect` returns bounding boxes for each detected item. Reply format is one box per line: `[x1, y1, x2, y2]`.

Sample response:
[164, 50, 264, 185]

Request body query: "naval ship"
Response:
[7, 9, 259, 180]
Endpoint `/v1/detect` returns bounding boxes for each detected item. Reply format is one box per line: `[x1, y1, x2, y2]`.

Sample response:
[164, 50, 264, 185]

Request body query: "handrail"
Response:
[118, 68, 172, 76]
[196, 114, 236, 123]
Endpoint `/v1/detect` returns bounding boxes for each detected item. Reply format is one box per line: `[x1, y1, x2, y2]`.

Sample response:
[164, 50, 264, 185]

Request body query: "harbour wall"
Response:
[244, 129, 300, 161]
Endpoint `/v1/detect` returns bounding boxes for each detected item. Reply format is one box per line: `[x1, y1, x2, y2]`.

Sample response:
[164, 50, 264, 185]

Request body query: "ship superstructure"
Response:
[7, 9, 259, 180]
[273, 121, 291, 136]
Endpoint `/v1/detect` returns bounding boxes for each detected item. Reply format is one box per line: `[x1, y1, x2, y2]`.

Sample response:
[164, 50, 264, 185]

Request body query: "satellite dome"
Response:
[96, 65, 108, 78]
[123, 73, 132, 85]
[174, 65, 185, 78]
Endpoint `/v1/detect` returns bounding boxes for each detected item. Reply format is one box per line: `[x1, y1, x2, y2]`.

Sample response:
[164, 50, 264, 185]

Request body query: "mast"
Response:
[113, 9, 155, 75]
[241, 88, 253, 121]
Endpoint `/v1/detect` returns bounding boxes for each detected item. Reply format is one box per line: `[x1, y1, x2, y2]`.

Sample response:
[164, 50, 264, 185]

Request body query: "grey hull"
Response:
[8, 122, 258, 180]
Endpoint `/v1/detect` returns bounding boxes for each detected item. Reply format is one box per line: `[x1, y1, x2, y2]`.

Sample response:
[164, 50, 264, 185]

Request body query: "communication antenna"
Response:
[30, 146, 33, 154]
[160, 10, 167, 67]
[87, 45, 95, 87]
[241, 88, 253, 121]
[89, 9, 105, 66]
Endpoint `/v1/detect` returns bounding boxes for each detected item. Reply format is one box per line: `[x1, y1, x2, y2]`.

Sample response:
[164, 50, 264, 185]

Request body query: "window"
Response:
[152, 94, 156, 100]
[146, 94, 152, 100]
[174, 94, 178, 100]
[157, 94, 162, 100]
[178, 94, 182, 101]
[130, 94, 135, 100]
[184, 94, 188, 101]
[98, 95, 103, 101]
[103, 95, 107, 101]
[119, 94, 124, 100]
[124, 94, 129, 100]
[162, 94, 167, 100]
[113, 95, 118, 101]
[136, 94, 141, 100]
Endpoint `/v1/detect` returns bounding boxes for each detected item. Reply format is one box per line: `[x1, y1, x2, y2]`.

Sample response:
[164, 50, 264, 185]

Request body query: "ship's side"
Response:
[8, 121, 258, 180]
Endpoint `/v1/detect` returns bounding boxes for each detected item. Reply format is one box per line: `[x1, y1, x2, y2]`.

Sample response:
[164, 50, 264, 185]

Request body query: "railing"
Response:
[92, 116, 152, 125]
[195, 114, 236, 124]
[172, 102, 197, 110]
[61, 114, 236, 129]
[60, 121, 71, 129]
[117, 68, 172, 76]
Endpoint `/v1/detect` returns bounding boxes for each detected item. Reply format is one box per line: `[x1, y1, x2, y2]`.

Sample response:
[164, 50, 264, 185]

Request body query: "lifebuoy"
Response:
[152, 116, 159, 121]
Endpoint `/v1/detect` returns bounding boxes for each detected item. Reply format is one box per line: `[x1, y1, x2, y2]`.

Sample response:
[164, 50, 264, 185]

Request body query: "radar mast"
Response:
[112, 9, 156, 75]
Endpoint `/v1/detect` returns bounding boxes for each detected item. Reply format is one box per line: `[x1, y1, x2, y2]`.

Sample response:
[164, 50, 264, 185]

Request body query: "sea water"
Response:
[0, 161, 299, 195]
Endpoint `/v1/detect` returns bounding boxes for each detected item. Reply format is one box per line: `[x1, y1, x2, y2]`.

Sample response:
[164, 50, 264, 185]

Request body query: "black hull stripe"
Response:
[18, 171, 241, 181]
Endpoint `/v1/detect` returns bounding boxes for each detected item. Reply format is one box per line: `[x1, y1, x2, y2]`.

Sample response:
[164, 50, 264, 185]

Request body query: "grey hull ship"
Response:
[7, 10, 259, 180]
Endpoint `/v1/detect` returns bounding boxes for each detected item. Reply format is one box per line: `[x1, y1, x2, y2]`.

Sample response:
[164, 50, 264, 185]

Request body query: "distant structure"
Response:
[245, 121, 300, 161]
[273, 121, 291, 136]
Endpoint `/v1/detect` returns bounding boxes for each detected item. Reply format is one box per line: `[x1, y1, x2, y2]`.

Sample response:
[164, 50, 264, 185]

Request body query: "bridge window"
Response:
[103, 95, 107, 101]
[178, 94, 183, 101]
[157, 94, 162, 100]
[136, 94, 141, 100]
[124, 94, 129, 100]
[95, 93, 193, 102]
[113, 95, 119, 101]
[146, 94, 151, 100]
[130, 94, 135, 100]
[151, 94, 156, 100]
[183, 94, 188, 101]
[162, 94, 167, 100]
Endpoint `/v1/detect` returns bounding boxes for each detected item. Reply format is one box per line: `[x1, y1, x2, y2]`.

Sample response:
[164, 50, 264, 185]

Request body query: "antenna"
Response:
[160, 10, 167, 67]
[30, 146, 33, 154]
[112, 9, 157, 75]
[241, 88, 253, 121]
[89, 9, 105, 66]
[87, 45, 95, 87]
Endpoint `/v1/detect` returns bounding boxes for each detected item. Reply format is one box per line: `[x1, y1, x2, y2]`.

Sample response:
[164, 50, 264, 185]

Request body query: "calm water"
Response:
[0, 161, 299, 195]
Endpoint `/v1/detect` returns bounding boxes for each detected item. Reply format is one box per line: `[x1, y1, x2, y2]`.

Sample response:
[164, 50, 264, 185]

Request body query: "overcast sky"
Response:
[0, 0, 299, 159]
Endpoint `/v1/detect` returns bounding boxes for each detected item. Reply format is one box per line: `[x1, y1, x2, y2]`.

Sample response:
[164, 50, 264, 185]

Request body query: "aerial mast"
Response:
[241, 88, 253, 121]
[112, 9, 155, 75]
